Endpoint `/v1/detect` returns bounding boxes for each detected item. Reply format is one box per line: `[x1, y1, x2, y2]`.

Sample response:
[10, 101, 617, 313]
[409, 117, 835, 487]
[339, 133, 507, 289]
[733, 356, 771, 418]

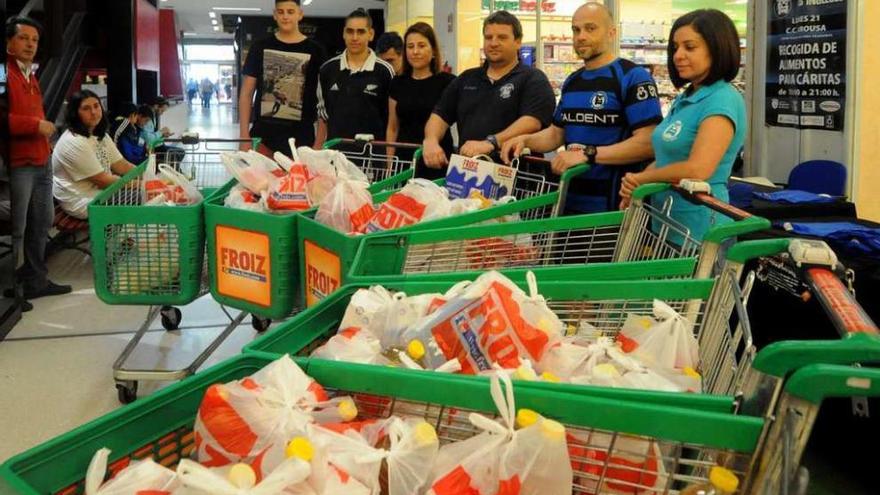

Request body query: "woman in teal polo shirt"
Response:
[619, 9, 745, 242]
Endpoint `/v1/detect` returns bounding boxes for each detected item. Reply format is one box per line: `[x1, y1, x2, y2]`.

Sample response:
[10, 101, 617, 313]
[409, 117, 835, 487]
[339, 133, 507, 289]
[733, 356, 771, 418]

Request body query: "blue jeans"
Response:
[10, 164, 53, 292]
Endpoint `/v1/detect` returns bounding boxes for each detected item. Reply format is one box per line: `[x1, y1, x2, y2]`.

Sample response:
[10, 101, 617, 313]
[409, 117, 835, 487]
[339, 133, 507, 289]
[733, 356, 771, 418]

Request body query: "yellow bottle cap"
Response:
[413, 421, 438, 445]
[228, 463, 256, 489]
[640, 317, 653, 329]
[536, 319, 553, 333]
[407, 340, 426, 360]
[683, 367, 701, 379]
[594, 363, 621, 377]
[338, 398, 358, 421]
[565, 324, 577, 336]
[540, 419, 566, 441]
[513, 365, 537, 381]
[709, 466, 740, 493]
[516, 408, 540, 429]
[541, 371, 561, 383]
[285, 437, 314, 462]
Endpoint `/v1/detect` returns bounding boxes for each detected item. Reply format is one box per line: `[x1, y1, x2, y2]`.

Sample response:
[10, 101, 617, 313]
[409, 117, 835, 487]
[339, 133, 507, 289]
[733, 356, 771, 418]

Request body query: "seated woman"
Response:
[53, 90, 136, 219]
[619, 9, 746, 243]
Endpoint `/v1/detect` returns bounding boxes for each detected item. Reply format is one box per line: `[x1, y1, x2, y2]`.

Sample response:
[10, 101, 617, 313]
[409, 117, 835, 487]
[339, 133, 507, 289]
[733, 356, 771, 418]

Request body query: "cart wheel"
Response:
[252, 316, 271, 333]
[160, 306, 182, 330]
[116, 381, 138, 404]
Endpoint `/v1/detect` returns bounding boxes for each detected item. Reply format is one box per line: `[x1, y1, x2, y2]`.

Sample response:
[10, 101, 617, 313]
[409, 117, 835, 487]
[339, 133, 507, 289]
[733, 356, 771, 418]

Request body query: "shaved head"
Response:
[574, 2, 614, 27]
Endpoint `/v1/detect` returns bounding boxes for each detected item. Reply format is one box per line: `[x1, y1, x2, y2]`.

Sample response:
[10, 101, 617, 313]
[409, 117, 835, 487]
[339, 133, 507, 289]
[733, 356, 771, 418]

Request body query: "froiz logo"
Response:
[591, 92, 607, 110]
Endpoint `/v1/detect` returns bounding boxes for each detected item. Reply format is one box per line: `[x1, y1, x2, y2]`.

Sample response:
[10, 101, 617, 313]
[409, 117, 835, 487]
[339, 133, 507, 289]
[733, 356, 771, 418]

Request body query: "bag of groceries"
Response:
[192, 355, 358, 480]
[364, 179, 450, 233]
[402, 271, 563, 374]
[617, 300, 699, 370]
[266, 163, 312, 211]
[315, 177, 374, 234]
[84, 448, 178, 495]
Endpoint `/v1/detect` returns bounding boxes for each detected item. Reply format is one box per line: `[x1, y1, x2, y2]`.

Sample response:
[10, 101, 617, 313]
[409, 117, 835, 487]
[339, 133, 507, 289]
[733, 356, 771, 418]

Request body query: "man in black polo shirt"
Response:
[316, 8, 395, 144]
[422, 10, 555, 168]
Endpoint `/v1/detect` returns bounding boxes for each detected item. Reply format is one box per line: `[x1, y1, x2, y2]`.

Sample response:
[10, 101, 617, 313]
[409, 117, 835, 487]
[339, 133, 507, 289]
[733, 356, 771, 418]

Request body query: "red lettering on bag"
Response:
[431, 466, 481, 495]
[497, 476, 522, 495]
[349, 203, 375, 233]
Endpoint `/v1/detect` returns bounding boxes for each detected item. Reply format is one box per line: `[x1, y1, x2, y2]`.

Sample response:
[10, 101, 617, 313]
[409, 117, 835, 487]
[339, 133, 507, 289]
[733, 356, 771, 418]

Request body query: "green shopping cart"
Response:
[346, 181, 770, 285]
[1, 352, 877, 494]
[203, 139, 421, 324]
[89, 138, 264, 404]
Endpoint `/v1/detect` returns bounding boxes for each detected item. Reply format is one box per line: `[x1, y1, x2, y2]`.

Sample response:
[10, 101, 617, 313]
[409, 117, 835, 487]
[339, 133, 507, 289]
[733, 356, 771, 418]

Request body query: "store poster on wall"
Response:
[765, 0, 847, 131]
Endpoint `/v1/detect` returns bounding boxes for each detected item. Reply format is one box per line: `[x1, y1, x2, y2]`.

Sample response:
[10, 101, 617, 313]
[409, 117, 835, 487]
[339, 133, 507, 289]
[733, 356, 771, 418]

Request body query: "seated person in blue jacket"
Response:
[110, 103, 150, 165]
[141, 96, 185, 165]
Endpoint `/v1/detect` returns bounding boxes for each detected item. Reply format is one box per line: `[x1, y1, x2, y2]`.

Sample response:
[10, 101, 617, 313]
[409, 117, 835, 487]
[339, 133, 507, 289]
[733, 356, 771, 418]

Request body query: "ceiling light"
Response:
[183, 32, 198, 36]
[213, 26, 220, 31]
[212, 7, 261, 11]
[209, 12, 216, 18]
[303, 0, 313, 5]
[212, 19, 218, 25]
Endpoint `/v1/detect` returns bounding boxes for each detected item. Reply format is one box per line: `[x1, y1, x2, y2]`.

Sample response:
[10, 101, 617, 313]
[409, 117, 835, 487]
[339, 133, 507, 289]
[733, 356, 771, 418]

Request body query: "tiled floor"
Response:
[0, 102, 275, 462]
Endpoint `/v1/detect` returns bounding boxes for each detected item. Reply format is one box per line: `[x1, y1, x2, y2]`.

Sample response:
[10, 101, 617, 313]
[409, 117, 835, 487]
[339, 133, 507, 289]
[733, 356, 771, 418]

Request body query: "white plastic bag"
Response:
[383, 417, 440, 495]
[176, 455, 311, 495]
[267, 163, 312, 211]
[192, 355, 355, 478]
[404, 271, 563, 374]
[224, 184, 265, 212]
[84, 448, 178, 495]
[157, 163, 203, 204]
[500, 411, 572, 495]
[221, 151, 277, 194]
[617, 300, 700, 370]
[315, 179, 374, 234]
[568, 431, 667, 494]
[339, 286, 398, 331]
[311, 326, 392, 366]
[365, 179, 450, 233]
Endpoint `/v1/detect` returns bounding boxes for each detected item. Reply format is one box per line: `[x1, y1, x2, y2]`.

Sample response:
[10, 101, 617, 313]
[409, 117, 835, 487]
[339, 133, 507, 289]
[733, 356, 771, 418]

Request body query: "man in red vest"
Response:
[6, 16, 71, 304]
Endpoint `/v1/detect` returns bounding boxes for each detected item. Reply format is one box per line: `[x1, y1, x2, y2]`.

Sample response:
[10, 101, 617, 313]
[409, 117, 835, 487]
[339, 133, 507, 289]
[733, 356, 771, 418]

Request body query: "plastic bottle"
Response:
[680, 466, 740, 495]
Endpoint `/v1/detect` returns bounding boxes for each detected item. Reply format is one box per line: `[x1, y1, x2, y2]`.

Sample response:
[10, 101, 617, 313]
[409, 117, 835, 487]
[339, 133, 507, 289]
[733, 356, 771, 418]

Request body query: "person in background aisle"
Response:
[5, 16, 71, 302]
[186, 79, 198, 105]
[316, 8, 395, 144]
[111, 103, 150, 165]
[200, 78, 214, 108]
[141, 96, 184, 164]
[239, 0, 327, 153]
[376, 31, 404, 76]
[53, 90, 135, 220]
[500, 2, 662, 214]
[619, 9, 745, 242]
[422, 10, 555, 168]
[386, 22, 455, 180]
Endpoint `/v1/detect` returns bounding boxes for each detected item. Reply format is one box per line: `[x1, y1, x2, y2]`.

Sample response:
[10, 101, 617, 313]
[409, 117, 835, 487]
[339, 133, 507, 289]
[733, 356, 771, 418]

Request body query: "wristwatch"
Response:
[583, 145, 598, 165]
[486, 134, 500, 151]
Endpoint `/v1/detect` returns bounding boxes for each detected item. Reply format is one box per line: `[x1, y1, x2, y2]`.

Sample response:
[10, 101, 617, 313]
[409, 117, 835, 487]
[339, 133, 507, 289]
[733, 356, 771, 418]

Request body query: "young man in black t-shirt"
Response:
[316, 9, 395, 143]
[239, 0, 326, 153]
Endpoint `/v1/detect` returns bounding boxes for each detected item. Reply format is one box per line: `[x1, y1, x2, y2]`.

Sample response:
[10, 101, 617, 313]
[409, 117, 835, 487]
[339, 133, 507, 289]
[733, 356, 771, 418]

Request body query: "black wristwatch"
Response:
[486, 134, 500, 151]
[583, 145, 598, 165]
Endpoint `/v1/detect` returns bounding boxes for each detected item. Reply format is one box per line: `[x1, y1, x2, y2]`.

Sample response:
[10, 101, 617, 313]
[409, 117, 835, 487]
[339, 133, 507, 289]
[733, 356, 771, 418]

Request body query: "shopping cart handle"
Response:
[324, 137, 422, 150]
[670, 182, 754, 221]
[784, 363, 880, 404]
[805, 266, 879, 337]
[560, 163, 590, 181]
[751, 332, 880, 378]
[725, 238, 791, 264]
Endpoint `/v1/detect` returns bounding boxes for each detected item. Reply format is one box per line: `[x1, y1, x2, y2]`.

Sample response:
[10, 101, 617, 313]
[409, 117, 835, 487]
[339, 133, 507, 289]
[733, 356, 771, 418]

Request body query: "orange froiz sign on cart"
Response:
[304, 240, 342, 307]
[216, 226, 271, 307]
